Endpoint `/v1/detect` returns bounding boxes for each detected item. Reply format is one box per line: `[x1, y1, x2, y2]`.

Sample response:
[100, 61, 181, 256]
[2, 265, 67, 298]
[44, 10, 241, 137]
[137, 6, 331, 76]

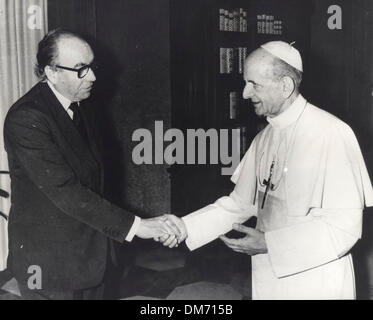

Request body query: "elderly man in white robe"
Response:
[159, 41, 373, 300]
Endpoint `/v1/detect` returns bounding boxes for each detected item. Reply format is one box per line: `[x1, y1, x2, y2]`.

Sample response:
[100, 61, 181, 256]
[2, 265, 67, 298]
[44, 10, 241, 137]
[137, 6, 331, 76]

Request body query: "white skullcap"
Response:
[260, 41, 303, 72]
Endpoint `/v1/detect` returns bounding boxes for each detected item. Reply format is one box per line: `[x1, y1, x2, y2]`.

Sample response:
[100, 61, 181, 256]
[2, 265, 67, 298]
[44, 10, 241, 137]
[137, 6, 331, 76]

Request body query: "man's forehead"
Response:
[244, 50, 274, 78]
[246, 49, 273, 66]
[57, 37, 94, 65]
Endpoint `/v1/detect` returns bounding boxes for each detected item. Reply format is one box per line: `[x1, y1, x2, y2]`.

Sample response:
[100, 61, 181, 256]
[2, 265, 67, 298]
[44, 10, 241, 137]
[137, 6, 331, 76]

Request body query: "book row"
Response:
[257, 14, 283, 35]
[219, 47, 248, 74]
[219, 8, 248, 32]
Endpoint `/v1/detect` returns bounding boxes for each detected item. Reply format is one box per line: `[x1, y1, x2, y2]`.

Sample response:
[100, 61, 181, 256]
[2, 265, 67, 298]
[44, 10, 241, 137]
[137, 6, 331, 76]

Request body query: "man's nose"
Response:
[86, 68, 96, 82]
[242, 83, 253, 99]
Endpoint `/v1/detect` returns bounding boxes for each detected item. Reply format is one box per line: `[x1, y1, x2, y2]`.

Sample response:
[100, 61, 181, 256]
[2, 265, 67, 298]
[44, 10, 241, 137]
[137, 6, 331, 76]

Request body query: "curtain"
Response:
[0, 0, 48, 271]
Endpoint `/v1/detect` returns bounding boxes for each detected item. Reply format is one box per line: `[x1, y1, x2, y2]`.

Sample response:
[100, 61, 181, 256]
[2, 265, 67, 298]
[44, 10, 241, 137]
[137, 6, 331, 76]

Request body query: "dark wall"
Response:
[48, 0, 171, 217]
[305, 0, 350, 118]
[94, 0, 171, 217]
[306, 0, 373, 151]
[48, 0, 96, 38]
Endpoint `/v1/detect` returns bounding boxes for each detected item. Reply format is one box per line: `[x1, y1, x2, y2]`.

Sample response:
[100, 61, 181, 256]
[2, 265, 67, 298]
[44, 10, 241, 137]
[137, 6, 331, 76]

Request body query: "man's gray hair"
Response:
[271, 56, 303, 90]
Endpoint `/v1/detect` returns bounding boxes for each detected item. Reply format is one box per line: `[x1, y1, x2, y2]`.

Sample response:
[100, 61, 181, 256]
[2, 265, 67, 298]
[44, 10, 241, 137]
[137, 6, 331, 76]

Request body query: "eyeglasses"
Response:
[55, 62, 98, 79]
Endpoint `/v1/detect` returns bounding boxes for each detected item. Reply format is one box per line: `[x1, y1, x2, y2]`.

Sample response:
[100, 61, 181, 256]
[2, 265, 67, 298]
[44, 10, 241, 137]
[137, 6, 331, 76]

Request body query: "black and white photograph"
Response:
[0, 0, 373, 306]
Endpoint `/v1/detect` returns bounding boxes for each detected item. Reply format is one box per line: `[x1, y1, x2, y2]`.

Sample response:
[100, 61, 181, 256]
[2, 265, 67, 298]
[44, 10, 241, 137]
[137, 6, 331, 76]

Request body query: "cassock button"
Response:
[284, 167, 288, 173]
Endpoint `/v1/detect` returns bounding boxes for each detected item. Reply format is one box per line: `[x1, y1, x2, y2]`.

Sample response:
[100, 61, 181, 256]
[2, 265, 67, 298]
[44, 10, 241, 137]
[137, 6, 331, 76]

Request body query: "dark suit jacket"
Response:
[4, 82, 135, 291]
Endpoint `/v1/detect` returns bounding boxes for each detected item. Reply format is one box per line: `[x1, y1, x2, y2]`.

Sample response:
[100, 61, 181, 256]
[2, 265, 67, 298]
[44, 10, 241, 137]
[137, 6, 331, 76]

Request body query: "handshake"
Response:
[135, 214, 188, 248]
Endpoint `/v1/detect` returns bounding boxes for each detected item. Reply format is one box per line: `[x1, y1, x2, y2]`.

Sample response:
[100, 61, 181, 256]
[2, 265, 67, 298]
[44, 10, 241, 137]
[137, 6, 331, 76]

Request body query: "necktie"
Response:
[69, 102, 89, 144]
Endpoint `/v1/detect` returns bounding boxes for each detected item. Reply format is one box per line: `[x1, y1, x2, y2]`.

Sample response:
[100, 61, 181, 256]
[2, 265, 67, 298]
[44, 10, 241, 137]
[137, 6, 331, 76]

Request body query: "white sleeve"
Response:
[124, 216, 141, 242]
[265, 208, 362, 278]
[183, 189, 257, 251]
[182, 135, 260, 251]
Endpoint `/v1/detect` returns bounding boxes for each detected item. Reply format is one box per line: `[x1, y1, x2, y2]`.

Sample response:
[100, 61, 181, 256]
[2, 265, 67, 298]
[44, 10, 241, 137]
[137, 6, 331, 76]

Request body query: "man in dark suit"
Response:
[3, 29, 179, 300]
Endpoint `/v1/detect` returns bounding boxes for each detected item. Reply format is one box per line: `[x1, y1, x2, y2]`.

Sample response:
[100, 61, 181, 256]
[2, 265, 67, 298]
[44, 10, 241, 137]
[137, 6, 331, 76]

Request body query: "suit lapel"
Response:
[79, 100, 104, 169]
[38, 82, 101, 175]
[79, 100, 105, 193]
[81, 101, 104, 193]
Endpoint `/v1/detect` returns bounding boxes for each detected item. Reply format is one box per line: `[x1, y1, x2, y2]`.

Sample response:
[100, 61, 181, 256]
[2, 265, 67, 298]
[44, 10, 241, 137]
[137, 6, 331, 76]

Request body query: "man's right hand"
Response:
[154, 214, 188, 248]
[135, 215, 181, 240]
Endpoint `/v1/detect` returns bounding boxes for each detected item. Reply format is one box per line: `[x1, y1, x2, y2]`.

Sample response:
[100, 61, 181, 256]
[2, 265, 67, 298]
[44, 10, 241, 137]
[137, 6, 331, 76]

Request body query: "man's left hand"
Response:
[219, 224, 268, 256]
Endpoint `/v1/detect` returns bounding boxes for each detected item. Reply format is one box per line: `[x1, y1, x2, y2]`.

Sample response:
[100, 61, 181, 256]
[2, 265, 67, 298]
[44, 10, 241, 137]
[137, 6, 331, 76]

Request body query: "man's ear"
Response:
[45, 66, 58, 84]
[281, 76, 295, 99]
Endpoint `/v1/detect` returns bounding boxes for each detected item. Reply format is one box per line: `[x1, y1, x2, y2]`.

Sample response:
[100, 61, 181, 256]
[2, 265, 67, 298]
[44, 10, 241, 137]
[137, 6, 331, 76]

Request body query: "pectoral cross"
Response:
[261, 159, 275, 209]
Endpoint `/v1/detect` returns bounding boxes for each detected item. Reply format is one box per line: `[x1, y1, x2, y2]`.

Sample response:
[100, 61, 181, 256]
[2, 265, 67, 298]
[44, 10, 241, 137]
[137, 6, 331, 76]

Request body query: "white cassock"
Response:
[182, 94, 373, 300]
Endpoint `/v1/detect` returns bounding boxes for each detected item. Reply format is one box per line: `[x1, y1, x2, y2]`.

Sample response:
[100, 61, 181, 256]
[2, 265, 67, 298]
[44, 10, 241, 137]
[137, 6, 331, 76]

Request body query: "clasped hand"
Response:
[219, 223, 268, 255]
[135, 214, 187, 248]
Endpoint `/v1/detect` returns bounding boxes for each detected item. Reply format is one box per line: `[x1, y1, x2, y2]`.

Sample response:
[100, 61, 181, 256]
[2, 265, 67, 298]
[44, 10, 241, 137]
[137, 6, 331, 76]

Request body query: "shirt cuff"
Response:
[125, 216, 141, 242]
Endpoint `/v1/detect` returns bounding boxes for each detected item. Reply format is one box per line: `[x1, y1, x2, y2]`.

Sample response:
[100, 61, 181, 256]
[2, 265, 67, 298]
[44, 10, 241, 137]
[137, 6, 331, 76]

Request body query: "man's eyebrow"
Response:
[73, 62, 87, 68]
[73, 59, 94, 68]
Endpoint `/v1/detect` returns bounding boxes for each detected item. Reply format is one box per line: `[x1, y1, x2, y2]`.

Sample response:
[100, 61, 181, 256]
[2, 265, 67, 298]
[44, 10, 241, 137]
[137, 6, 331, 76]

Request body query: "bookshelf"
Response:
[170, 0, 311, 214]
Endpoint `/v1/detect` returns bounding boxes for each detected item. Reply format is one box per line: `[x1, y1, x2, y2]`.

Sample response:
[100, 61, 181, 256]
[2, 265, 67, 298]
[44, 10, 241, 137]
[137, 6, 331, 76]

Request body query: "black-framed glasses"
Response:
[55, 62, 98, 79]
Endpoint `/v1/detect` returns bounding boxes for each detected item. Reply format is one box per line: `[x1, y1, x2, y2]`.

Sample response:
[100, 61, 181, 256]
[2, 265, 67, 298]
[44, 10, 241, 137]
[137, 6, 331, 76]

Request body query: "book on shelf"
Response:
[261, 14, 266, 34]
[238, 47, 248, 74]
[233, 9, 239, 32]
[239, 8, 244, 32]
[219, 8, 225, 31]
[242, 11, 247, 32]
[227, 48, 234, 73]
[269, 15, 274, 34]
[220, 48, 226, 74]
[265, 15, 271, 34]
[229, 91, 239, 119]
[228, 12, 234, 31]
[239, 126, 247, 156]
[238, 48, 243, 74]
[257, 15, 262, 34]
[224, 9, 229, 31]
[276, 20, 283, 35]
